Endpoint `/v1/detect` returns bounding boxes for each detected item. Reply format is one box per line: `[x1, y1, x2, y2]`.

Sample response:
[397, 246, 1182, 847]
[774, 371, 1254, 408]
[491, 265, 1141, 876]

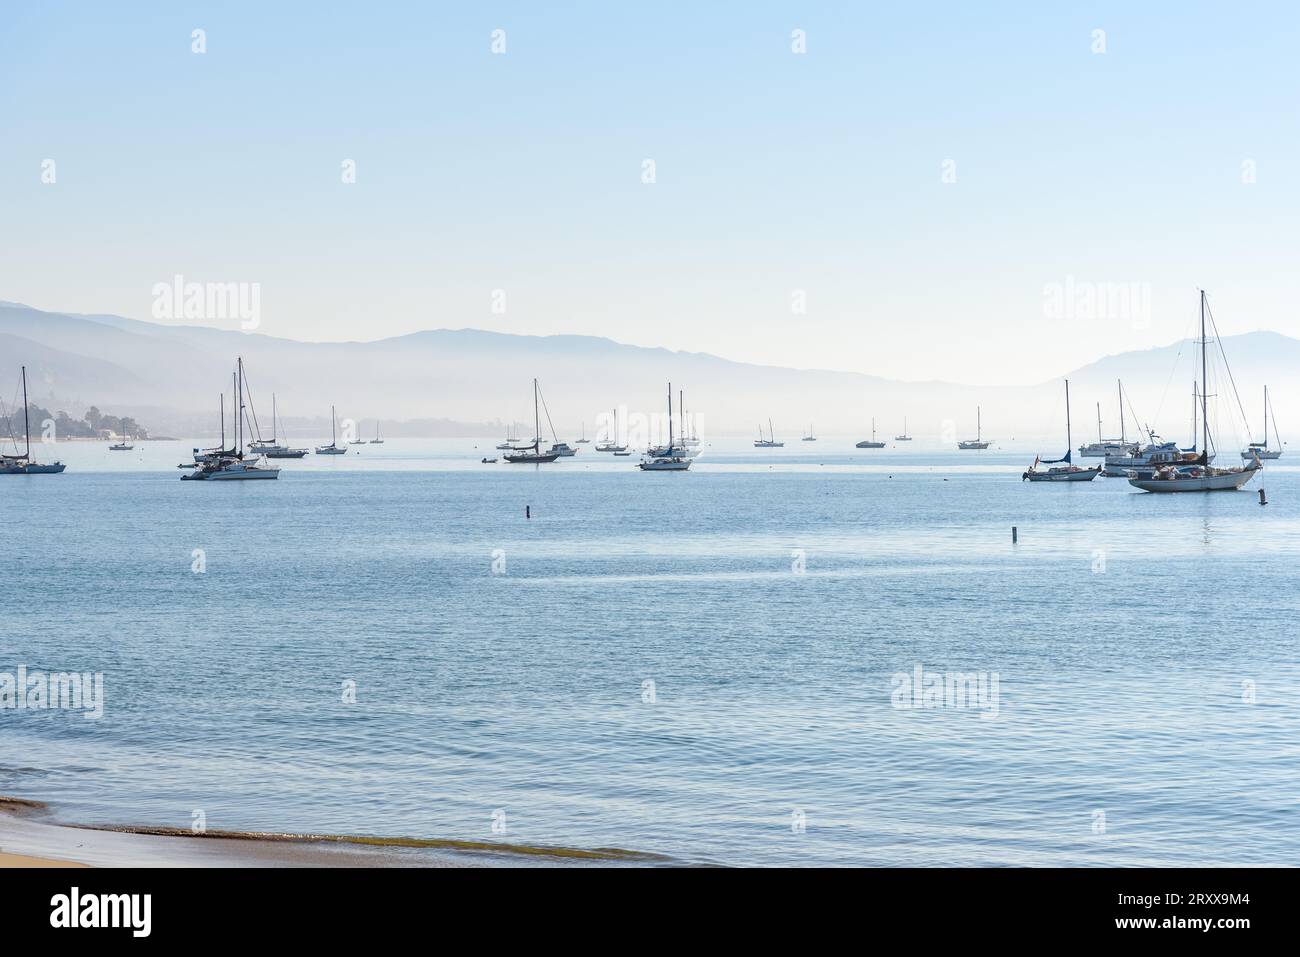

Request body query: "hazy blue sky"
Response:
[3, 2, 1297, 384]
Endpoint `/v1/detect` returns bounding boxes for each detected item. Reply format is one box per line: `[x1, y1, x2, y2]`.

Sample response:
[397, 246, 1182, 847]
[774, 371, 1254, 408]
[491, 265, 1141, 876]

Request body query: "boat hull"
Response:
[855, 442, 885, 449]
[957, 441, 989, 449]
[0, 462, 66, 474]
[1128, 466, 1259, 492]
[1024, 466, 1102, 482]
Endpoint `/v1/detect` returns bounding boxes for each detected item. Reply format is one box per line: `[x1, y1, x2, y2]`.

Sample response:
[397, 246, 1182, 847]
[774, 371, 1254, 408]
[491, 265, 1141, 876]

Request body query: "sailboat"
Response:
[802, 425, 817, 442]
[1129, 291, 1261, 492]
[251, 394, 309, 458]
[370, 421, 384, 444]
[182, 359, 280, 480]
[1079, 381, 1138, 457]
[349, 421, 366, 445]
[1100, 381, 1201, 477]
[957, 407, 991, 449]
[679, 395, 701, 448]
[505, 379, 561, 463]
[894, 418, 912, 441]
[0, 366, 67, 474]
[639, 383, 692, 471]
[647, 389, 699, 458]
[1023, 380, 1101, 481]
[1241, 385, 1282, 460]
[316, 406, 348, 454]
[575, 422, 591, 444]
[754, 419, 783, 448]
[595, 408, 627, 452]
[855, 418, 885, 449]
[108, 426, 133, 451]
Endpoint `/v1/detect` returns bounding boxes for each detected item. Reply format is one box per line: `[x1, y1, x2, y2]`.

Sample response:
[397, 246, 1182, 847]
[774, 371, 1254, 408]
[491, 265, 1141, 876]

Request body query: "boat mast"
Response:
[1200, 290, 1209, 458]
[1263, 385, 1269, 447]
[533, 378, 540, 452]
[1117, 380, 1126, 444]
[331, 405, 337, 446]
[977, 406, 981, 442]
[668, 382, 674, 449]
[1097, 402, 1102, 443]
[233, 369, 241, 453]
[21, 365, 30, 459]
[1065, 379, 1072, 456]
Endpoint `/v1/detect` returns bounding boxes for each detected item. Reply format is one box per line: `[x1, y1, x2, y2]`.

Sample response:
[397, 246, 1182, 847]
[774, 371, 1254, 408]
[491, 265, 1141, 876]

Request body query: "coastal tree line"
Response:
[1, 404, 148, 440]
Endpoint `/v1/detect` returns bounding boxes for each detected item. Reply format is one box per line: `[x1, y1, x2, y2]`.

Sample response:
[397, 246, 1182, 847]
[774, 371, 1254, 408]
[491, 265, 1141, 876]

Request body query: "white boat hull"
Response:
[1128, 465, 1259, 492]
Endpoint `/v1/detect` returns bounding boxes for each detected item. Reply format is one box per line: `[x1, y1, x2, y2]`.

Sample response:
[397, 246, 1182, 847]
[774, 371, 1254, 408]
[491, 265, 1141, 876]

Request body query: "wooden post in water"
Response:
[1012, 526, 1018, 543]
[525, 505, 531, 519]
[1259, 488, 1267, 506]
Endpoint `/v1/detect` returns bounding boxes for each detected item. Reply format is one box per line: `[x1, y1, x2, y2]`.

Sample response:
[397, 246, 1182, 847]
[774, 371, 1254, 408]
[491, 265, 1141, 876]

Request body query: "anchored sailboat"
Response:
[316, 406, 348, 454]
[802, 424, 817, 442]
[505, 379, 560, 463]
[251, 394, 309, 458]
[1128, 291, 1260, 492]
[182, 359, 280, 480]
[856, 418, 885, 449]
[370, 421, 384, 444]
[1023, 380, 1101, 482]
[958, 406, 990, 449]
[1, 366, 67, 474]
[595, 408, 627, 452]
[639, 382, 691, 471]
[754, 419, 783, 448]
[894, 418, 912, 441]
[1241, 385, 1282, 460]
[1079, 382, 1138, 457]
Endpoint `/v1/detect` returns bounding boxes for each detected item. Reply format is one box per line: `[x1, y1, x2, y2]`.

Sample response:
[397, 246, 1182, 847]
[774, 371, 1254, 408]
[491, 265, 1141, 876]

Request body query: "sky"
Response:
[3, 2, 1299, 385]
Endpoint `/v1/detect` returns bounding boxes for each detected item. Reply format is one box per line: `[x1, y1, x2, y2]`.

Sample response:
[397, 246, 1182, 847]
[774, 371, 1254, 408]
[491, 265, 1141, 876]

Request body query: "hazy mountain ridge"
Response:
[0, 301, 1294, 445]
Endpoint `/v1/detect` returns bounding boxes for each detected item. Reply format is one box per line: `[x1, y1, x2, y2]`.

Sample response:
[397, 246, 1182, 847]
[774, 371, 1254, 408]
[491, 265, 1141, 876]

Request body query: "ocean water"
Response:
[2, 438, 1298, 866]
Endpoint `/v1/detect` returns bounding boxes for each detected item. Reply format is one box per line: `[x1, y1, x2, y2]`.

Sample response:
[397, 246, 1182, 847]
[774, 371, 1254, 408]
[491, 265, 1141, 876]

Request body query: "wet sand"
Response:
[0, 796, 661, 867]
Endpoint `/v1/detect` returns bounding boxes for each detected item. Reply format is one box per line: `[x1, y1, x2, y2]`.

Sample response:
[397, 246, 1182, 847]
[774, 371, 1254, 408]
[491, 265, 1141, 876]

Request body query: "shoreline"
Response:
[0, 796, 665, 868]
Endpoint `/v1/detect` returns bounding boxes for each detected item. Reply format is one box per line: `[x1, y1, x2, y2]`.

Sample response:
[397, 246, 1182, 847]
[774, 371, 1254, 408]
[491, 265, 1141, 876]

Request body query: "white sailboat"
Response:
[856, 418, 885, 449]
[370, 421, 384, 444]
[802, 424, 817, 442]
[639, 382, 692, 471]
[596, 408, 627, 452]
[575, 422, 591, 444]
[1079, 381, 1138, 457]
[251, 394, 309, 458]
[505, 379, 561, 463]
[316, 406, 348, 454]
[754, 419, 783, 448]
[1, 366, 67, 474]
[183, 359, 280, 480]
[894, 418, 912, 441]
[1129, 291, 1261, 492]
[1023, 379, 1101, 482]
[958, 406, 990, 449]
[1241, 385, 1282, 460]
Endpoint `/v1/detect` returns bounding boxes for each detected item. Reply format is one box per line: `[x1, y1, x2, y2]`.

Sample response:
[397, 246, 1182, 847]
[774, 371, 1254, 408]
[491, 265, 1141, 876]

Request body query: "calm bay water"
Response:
[2, 439, 1298, 865]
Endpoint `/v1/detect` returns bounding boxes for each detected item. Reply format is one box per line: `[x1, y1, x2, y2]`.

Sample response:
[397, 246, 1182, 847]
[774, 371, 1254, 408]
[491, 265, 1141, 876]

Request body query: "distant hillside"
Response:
[0, 301, 1293, 446]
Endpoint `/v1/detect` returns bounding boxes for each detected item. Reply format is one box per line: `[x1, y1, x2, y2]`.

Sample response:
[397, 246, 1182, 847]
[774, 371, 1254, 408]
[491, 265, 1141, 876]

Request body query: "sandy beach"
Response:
[0, 796, 656, 868]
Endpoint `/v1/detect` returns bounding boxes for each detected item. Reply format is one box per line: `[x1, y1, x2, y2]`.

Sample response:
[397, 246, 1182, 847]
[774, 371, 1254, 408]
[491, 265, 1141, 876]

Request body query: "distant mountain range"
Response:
[1, 301, 1295, 446]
